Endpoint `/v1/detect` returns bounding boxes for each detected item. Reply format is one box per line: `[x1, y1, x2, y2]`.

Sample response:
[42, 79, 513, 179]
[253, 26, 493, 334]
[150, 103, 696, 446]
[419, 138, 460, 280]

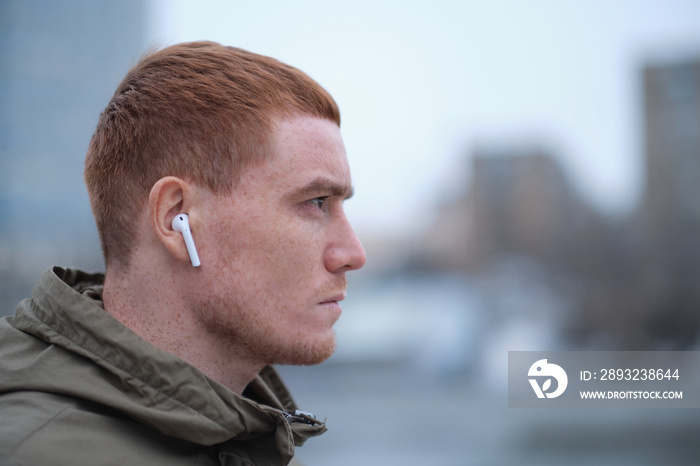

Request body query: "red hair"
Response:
[84, 41, 340, 267]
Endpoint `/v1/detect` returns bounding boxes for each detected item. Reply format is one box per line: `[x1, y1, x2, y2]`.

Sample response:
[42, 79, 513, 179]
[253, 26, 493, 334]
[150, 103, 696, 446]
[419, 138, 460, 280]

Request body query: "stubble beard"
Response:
[198, 295, 337, 367]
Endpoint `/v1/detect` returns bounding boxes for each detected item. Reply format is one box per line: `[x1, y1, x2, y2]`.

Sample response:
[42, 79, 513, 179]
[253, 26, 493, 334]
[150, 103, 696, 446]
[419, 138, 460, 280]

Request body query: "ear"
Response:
[148, 176, 197, 265]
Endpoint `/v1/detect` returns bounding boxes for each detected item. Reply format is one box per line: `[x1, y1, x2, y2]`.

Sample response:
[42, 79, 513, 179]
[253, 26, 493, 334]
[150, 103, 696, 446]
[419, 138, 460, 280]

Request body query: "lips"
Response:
[319, 293, 345, 305]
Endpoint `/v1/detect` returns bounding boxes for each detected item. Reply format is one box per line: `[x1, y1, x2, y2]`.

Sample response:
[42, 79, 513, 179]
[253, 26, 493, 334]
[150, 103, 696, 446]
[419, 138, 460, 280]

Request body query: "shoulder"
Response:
[0, 391, 215, 466]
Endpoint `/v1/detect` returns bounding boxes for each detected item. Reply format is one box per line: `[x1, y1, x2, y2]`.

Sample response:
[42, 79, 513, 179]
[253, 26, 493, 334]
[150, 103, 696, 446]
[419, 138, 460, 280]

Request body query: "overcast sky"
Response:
[148, 0, 700, 236]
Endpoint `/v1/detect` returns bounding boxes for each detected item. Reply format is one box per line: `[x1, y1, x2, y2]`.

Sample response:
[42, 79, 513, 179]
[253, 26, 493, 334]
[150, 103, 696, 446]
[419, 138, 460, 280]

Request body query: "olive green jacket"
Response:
[0, 267, 326, 465]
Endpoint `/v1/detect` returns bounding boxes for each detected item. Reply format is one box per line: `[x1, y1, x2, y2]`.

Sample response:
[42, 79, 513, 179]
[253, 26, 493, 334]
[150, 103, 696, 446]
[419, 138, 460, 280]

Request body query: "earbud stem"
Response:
[183, 232, 201, 267]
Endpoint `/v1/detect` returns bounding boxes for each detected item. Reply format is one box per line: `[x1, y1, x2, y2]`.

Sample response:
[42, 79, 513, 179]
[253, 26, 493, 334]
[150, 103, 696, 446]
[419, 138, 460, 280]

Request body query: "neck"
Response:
[102, 261, 263, 395]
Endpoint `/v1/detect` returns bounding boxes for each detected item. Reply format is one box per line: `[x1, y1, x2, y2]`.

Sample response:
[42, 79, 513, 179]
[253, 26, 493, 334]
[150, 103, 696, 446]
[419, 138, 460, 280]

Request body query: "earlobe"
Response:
[149, 177, 200, 267]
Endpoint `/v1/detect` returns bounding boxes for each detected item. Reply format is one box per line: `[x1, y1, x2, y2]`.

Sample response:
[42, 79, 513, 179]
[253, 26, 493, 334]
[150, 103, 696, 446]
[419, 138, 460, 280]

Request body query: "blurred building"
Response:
[415, 147, 605, 274]
[640, 57, 700, 346]
[403, 55, 700, 351]
[644, 60, 700, 228]
[466, 148, 601, 270]
[643, 58, 700, 278]
[0, 0, 147, 315]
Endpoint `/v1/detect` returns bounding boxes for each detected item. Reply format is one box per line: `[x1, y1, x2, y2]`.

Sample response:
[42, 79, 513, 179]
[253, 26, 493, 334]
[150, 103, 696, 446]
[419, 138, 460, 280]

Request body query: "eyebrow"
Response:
[289, 177, 355, 201]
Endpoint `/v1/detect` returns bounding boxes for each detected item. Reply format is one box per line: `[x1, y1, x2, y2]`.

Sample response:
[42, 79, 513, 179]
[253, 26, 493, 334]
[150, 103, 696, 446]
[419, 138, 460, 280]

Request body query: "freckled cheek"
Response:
[266, 230, 322, 286]
[230, 225, 325, 294]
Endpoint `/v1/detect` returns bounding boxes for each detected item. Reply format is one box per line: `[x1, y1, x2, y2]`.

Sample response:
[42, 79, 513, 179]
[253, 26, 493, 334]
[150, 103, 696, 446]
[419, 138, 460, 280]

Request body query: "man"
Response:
[0, 41, 366, 465]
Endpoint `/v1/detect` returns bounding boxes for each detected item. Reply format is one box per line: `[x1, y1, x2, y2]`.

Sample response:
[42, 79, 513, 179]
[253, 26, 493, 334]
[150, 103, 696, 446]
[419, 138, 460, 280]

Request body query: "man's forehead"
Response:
[231, 116, 352, 199]
[268, 116, 351, 187]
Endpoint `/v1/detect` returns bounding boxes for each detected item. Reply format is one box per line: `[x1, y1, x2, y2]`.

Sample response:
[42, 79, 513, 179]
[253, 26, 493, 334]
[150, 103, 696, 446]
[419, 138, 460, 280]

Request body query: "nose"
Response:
[324, 213, 367, 274]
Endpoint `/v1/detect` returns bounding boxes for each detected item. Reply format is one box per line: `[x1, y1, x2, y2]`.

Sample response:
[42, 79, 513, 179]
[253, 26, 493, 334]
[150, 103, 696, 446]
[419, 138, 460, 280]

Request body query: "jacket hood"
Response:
[0, 267, 325, 461]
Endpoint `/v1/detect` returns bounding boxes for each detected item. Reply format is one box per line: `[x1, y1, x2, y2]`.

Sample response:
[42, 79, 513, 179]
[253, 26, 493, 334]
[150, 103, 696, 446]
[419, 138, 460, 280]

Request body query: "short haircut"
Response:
[84, 41, 340, 268]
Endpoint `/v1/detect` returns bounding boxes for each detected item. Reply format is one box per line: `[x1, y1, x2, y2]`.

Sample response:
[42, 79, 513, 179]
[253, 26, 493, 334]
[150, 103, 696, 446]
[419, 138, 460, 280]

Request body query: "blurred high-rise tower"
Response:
[641, 57, 700, 346]
[643, 58, 700, 270]
[0, 0, 147, 315]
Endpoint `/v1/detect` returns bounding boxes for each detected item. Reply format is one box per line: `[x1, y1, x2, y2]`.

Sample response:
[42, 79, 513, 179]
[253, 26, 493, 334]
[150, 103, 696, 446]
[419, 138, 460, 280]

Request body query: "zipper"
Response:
[283, 409, 322, 426]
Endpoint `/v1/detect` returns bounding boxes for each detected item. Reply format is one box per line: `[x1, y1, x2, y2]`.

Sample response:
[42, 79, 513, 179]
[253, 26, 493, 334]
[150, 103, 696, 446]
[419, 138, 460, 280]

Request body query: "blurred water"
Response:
[279, 362, 700, 466]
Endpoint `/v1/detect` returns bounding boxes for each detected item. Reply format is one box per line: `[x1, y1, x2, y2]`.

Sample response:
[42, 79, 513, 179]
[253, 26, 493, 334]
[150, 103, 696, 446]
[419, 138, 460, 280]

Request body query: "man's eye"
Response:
[308, 197, 327, 210]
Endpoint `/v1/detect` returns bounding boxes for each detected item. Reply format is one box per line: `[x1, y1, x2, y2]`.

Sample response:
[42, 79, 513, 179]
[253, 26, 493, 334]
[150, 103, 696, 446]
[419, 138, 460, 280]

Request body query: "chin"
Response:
[268, 333, 337, 366]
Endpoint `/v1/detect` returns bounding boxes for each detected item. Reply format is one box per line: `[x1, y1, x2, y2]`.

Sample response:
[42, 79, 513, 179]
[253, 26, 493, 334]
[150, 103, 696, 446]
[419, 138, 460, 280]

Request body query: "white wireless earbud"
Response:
[171, 213, 201, 267]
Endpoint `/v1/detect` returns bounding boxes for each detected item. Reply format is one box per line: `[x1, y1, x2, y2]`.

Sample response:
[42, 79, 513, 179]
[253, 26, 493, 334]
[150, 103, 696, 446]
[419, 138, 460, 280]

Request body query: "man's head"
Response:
[85, 41, 340, 268]
[86, 42, 365, 375]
